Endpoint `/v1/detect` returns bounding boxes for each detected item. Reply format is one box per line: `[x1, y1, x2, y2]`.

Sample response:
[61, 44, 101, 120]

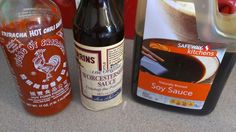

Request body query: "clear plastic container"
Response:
[132, 0, 236, 115]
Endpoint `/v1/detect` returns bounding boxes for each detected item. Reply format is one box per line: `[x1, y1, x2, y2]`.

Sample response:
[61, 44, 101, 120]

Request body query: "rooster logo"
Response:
[33, 49, 61, 82]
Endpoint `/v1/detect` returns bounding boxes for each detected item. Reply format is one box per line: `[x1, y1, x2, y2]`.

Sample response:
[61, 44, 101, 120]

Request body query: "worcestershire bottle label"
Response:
[75, 39, 124, 110]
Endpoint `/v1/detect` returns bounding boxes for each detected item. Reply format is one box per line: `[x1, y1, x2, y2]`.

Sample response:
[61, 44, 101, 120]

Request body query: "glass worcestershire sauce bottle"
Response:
[132, 0, 236, 115]
[0, 0, 72, 116]
[73, 0, 124, 111]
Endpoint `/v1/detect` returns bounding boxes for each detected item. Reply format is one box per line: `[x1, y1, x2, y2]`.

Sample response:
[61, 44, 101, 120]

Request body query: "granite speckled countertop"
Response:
[0, 29, 236, 132]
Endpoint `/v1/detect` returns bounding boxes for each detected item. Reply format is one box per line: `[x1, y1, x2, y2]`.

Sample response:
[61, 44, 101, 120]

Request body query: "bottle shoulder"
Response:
[0, 0, 61, 28]
[73, 2, 124, 47]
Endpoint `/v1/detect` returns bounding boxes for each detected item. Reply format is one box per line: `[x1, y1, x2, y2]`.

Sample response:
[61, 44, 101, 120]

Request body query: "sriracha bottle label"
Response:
[0, 19, 71, 109]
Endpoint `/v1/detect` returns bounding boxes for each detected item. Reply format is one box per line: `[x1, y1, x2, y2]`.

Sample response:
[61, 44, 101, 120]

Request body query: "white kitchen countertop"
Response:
[0, 29, 236, 132]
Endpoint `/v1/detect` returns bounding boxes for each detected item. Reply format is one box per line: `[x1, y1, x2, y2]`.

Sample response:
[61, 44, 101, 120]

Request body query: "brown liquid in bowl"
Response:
[158, 50, 205, 83]
[142, 40, 206, 83]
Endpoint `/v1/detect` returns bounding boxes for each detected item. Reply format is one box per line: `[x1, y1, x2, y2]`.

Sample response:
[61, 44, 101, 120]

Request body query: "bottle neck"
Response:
[74, 0, 124, 46]
[81, 0, 112, 7]
[86, 0, 109, 4]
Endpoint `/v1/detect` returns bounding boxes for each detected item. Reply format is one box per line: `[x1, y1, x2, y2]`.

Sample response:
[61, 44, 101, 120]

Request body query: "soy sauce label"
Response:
[0, 19, 71, 108]
[75, 39, 124, 110]
[136, 0, 227, 110]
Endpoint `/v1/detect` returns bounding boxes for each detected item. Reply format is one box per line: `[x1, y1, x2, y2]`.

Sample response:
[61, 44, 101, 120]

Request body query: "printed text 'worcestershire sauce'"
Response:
[73, 0, 124, 111]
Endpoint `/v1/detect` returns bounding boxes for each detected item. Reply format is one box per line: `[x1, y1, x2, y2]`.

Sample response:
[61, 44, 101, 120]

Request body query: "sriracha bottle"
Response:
[0, 0, 72, 116]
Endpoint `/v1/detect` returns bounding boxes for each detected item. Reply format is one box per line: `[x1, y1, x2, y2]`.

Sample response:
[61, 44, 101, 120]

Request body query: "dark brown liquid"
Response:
[132, 34, 236, 115]
[73, 0, 124, 46]
[141, 39, 205, 83]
